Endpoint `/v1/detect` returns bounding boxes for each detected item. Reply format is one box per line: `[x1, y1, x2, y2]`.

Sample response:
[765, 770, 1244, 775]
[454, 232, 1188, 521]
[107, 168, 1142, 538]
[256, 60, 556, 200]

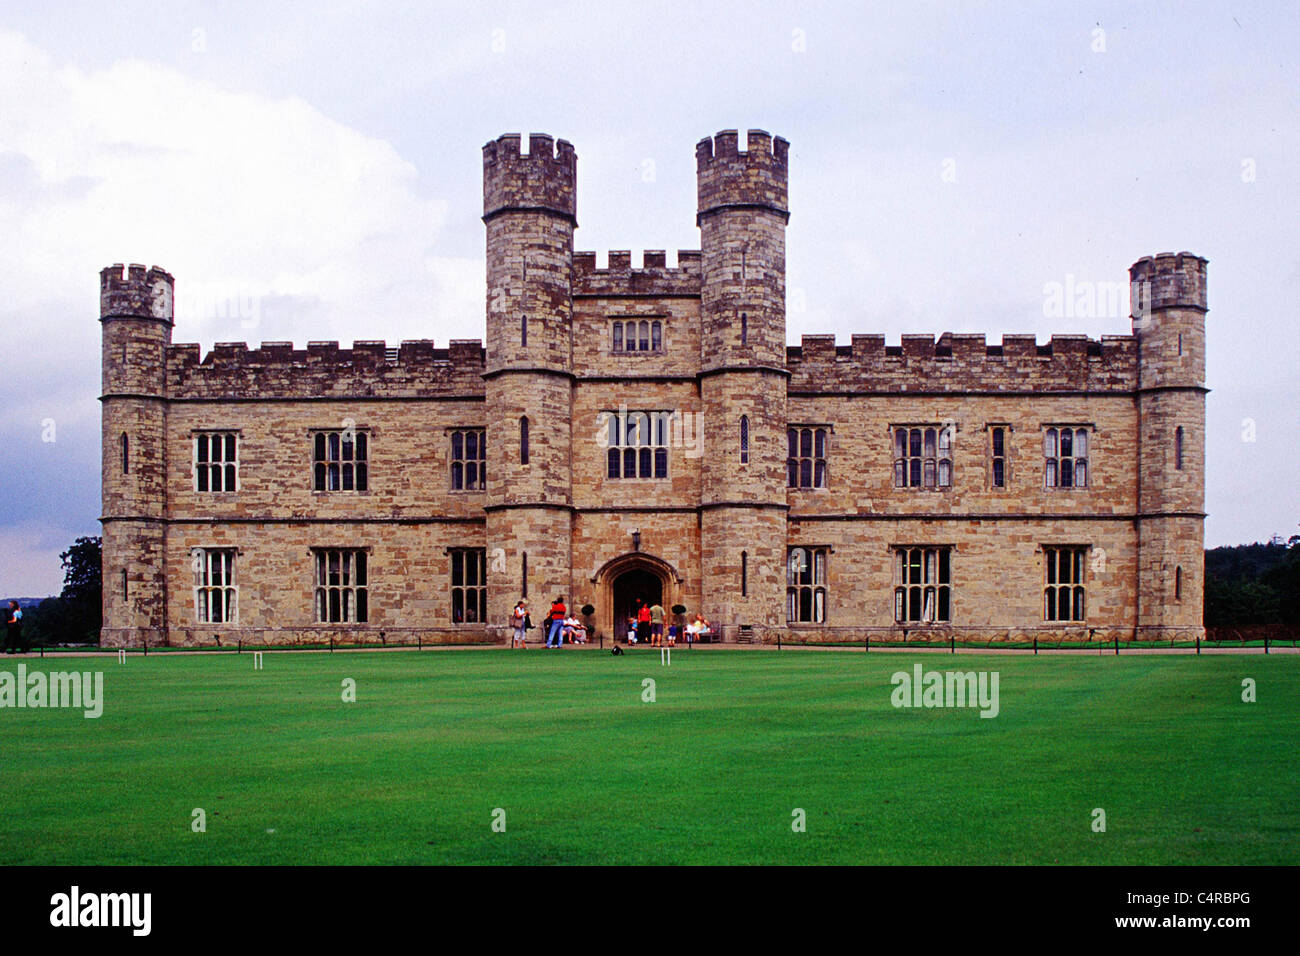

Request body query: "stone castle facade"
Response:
[99, 129, 1207, 646]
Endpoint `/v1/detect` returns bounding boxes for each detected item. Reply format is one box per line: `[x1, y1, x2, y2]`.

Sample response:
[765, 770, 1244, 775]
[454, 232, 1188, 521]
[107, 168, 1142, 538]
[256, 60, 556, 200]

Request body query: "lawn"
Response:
[1, 648, 1296, 865]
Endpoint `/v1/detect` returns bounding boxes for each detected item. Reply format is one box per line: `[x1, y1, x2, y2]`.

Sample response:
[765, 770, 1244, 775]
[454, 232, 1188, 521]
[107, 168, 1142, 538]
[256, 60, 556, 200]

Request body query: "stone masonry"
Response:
[99, 129, 1207, 646]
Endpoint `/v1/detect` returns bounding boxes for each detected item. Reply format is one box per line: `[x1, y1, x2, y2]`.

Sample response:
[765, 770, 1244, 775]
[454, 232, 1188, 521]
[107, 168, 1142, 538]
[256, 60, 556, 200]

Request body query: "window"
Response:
[741, 550, 748, 597]
[611, 319, 663, 353]
[313, 430, 369, 492]
[894, 547, 952, 624]
[450, 548, 487, 624]
[1175, 565, 1183, 601]
[194, 548, 237, 624]
[740, 416, 750, 465]
[121, 432, 129, 475]
[195, 432, 238, 492]
[521, 315, 527, 347]
[121, 569, 128, 602]
[740, 312, 748, 346]
[892, 426, 953, 489]
[787, 547, 827, 623]
[1043, 546, 1087, 622]
[787, 427, 829, 489]
[314, 548, 368, 623]
[521, 551, 528, 599]
[1175, 426, 1184, 470]
[450, 428, 486, 491]
[1044, 427, 1088, 489]
[520, 416, 530, 465]
[604, 410, 669, 479]
[990, 426, 1008, 488]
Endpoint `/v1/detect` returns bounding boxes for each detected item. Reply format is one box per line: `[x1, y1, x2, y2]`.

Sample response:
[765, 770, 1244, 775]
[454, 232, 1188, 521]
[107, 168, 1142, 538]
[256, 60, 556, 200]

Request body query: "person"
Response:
[626, 611, 639, 644]
[687, 613, 712, 644]
[511, 600, 529, 649]
[649, 601, 665, 647]
[636, 601, 652, 647]
[546, 596, 566, 648]
[666, 623, 677, 646]
[5, 601, 22, 654]
[563, 613, 587, 644]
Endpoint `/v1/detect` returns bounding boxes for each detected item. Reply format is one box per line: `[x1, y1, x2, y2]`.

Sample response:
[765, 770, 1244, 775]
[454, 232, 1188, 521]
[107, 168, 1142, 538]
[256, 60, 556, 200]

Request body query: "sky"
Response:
[0, 1, 1296, 595]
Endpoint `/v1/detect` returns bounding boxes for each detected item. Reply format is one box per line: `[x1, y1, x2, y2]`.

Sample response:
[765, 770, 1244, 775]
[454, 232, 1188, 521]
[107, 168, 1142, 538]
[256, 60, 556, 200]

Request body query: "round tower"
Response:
[481, 134, 576, 630]
[100, 263, 174, 647]
[1131, 252, 1207, 640]
[696, 130, 791, 637]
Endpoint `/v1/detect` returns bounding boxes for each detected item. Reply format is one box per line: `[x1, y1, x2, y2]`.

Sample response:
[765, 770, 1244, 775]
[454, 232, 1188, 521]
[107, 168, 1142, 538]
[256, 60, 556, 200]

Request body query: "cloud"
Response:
[0, 28, 484, 595]
[0, 29, 477, 348]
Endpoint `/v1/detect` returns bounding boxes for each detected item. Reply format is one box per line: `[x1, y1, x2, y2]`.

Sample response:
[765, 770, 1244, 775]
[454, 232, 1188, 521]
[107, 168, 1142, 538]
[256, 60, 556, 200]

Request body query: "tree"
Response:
[58, 535, 102, 644]
[1262, 535, 1300, 627]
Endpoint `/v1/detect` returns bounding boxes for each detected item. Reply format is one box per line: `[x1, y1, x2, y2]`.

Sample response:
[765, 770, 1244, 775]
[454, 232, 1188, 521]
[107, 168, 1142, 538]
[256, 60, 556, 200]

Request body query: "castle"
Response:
[99, 129, 1207, 646]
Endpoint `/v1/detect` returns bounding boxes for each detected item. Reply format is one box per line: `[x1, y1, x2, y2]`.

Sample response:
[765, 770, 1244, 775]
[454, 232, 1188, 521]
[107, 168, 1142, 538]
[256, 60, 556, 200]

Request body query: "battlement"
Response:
[786, 332, 1139, 393]
[482, 132, 577, 222]
[1129, 252, 1208, 313]
[696, 129, 790, 220]
[100, 262, 174, 322]
[572, 250, 702, 297]
[165, 338, 486, 400]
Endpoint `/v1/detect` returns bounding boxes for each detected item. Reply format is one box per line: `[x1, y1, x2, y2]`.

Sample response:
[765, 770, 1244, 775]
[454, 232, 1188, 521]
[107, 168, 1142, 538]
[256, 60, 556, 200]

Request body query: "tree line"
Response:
[1205, 535, 1300, 628]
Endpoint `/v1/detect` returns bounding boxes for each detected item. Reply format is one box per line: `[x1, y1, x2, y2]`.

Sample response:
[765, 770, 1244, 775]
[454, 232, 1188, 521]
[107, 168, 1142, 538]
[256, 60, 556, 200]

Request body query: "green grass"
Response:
[1, 649, 1296, 864]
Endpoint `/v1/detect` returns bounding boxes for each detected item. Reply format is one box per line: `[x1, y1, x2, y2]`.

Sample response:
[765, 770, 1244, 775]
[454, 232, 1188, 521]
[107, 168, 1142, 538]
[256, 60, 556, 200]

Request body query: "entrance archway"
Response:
[591, 552, 681, 642]
[611, 568, 662, 641]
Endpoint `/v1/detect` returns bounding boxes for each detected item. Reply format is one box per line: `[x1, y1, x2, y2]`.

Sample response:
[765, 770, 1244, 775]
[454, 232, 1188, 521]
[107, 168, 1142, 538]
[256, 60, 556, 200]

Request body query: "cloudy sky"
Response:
[1, 1, 1296, 595]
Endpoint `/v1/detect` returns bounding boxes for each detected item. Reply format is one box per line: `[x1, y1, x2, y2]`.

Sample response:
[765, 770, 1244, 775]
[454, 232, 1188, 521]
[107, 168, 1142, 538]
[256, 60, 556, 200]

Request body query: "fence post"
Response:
[1196, 634, 1200, 655]
[950, 633, 954, 654]
[1114, 633, 1119, 656]
[1034, 637, 1038, 656]
[865, 632, 869, 652]
[143, 638, 148, 657]
[1265, 633, 1270, 655]
[777, 630, 782, 651]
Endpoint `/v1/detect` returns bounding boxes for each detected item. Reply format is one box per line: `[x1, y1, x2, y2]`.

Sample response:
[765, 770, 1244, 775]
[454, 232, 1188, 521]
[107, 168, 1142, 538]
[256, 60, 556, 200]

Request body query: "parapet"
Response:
[166, 338, 486, 400]
[786, 333, 1138, 393]
[572, 250, 702, 297]
[483, 132, 577, 222]
[100, 263, 174, 322]
[1129, 252, 1207, 313]
[696, 129, 789, 222]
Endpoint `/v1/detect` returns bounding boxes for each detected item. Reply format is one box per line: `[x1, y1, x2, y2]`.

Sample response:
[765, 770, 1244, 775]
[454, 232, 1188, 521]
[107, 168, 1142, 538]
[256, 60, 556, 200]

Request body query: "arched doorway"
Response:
[591, 552, 681, 642]
[611, 568, 662, 641]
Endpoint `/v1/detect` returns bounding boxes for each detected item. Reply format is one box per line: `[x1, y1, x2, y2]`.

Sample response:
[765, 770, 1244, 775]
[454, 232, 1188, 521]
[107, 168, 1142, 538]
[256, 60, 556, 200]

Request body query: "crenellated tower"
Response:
[1131, 252, 1207, 638]
[100, 263, 174, 646]
[696, 130, 791, 634]
[481, 134, 577, 627]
